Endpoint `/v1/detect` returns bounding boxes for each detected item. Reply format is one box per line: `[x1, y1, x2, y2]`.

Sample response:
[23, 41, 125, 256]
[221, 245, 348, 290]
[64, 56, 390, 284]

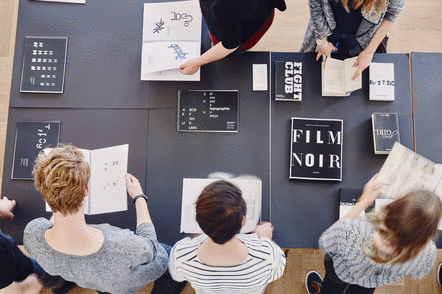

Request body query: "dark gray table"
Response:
[1, 108, 148, 243]
[269, 52, 413, 248]
[411, 52, 442, 164]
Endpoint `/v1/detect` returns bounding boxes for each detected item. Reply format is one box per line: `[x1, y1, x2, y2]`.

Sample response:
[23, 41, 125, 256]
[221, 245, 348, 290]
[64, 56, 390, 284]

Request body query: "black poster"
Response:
[177, 90, 239, 132]
[12, 121, 61, 180]
[289, 117, 343, 181]
[20, 36, 68, 93]
[275, 61, 302, 101]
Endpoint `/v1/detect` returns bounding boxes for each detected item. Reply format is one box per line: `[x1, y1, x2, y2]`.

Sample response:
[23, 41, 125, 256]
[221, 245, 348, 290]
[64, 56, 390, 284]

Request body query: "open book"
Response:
[376, 142, 442, 199]
[141, 0, 202, 81]
[322, 57, 361, 96]
[180, 178, 262, 234]
[45, 144, 129, 215]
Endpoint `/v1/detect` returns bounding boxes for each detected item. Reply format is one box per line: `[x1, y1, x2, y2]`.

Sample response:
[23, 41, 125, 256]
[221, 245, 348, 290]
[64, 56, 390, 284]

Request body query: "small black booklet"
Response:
[290, 117, 343, 181]
[20, 36, 68, 93]
[177, 90, 239, 132]
[372, 113, 400, 154]
[12, 120, 61, 180]
[275, 61, 302, 101]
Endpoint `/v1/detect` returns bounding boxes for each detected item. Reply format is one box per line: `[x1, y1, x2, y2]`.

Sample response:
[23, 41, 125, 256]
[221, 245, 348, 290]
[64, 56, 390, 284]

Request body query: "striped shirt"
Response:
[319, 216, 437, 288]
[169, 234, 286, 294]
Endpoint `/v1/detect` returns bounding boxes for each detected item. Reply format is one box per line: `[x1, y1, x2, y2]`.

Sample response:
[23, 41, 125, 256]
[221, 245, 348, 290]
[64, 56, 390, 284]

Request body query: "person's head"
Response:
[366, 190, 442, 264]
[196, 180, 247, 244]
[32, 144, 90, 216]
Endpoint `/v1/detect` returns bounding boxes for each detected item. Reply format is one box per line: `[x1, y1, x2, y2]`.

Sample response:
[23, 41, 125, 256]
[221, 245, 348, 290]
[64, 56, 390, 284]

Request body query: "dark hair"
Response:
[365, 190, 442, 264]
[196, 180, 247, 244]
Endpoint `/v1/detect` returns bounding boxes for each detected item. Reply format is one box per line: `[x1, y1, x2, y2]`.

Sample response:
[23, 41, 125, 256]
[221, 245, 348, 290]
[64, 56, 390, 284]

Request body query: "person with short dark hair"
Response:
[306, 175, 442, 294]
[169, 180, 286, 293]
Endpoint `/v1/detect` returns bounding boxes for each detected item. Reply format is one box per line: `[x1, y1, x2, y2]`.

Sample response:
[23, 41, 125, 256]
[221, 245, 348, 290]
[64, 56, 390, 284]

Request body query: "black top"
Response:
[328, 0, 363, 46]
[199, 0, 286, 49]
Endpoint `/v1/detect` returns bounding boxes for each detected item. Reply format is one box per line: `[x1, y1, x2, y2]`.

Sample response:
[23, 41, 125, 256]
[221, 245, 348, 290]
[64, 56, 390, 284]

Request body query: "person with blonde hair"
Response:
[24, 144, 170, 294]
[306, 175, 442, 294]
[169, 180, 286, 293]
[300, 0, 404, 80]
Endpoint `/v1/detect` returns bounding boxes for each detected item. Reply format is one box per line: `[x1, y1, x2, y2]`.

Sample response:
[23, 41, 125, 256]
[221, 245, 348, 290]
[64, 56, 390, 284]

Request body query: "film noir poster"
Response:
[289, 117, 343, 181]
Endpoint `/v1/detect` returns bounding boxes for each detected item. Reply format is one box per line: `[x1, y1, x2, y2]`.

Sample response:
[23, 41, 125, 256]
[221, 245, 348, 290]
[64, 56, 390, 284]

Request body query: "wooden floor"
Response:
[1, 0, 442, 293]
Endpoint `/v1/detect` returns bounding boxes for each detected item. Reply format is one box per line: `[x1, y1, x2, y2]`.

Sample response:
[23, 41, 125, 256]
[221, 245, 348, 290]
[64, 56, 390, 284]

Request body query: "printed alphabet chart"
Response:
[141, 0, 201, 81]
[12, 120, 61, 179]
[177, 90, 239, 132]
[20, 36, 68, 93]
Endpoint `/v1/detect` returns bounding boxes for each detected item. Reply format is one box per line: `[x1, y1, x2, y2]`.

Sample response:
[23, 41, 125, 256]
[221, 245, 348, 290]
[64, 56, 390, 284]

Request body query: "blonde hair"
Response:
[335, 0, 387, 15]
[362, 190, 441, 264]
[33, 144, 90, 215]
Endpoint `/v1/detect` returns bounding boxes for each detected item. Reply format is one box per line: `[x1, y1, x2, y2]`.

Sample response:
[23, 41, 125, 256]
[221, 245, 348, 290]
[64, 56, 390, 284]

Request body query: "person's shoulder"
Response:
[24, 217, 52, 234]
[237, 234, 282, 253]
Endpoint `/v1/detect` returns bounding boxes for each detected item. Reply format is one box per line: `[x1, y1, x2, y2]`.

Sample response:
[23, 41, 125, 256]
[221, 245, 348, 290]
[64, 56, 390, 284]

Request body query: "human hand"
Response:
[0, 196, 16, 219]
[254, 222, 274, 239]
[315, 40, 337, 63]
[351, 48, 375, 80]
[11, 273, 43, 294]
[360, 174, 385, 207]
[178, 60, 201, 75]
[125, 174, 144, 199]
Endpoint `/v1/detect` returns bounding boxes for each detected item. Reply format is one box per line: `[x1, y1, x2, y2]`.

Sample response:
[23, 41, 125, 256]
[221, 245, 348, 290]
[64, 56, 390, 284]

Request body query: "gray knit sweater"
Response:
[300, 0, 405, 55]
[24, 218, 168, 294]
[319, 216, 436, 288]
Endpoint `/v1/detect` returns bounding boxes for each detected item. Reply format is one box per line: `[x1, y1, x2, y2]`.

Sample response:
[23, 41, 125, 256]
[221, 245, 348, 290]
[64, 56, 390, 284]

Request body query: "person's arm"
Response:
[351, 19, 394, 80]
[178, 42, 238, 75]
[125, 174, 152, 227]
[0, 197, 16, 219]
[340, 174, 384, 222]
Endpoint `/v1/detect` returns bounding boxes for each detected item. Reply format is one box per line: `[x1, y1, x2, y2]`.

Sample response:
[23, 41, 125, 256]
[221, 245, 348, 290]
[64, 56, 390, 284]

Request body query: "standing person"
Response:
[24, 144, 171, 294]
[306, 175, 442, 294]
[178, 0, 287, 75]
[0, 197, 75, 294]
[300, 0, 404, 80]
[169, 180, 286, 293]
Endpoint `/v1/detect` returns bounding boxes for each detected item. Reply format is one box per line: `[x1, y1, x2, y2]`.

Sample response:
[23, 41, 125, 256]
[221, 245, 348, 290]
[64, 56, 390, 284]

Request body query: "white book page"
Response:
[141, 41, 200, 73]
[323, 58, 344, 95]
[376, 142, 440, 199]
[143, 1, 201, 43]
[180, 178, 262, 234]
[369, 62, 395, 101]
[339, 204, 364, 219]
[35, 0, 85, 3]
[88, 144, 128, 215]
[343, 56, 361, 94]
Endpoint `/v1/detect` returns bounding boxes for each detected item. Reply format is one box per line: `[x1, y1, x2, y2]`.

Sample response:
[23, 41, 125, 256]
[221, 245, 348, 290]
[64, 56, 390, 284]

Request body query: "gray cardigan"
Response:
[300, 0, 404, 55]
[24, 218, 168, 294]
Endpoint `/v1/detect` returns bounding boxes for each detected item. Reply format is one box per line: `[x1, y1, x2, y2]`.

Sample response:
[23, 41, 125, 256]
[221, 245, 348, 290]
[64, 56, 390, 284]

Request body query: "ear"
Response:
[241, 216, 246, 226]
[84, 184, 90, 197]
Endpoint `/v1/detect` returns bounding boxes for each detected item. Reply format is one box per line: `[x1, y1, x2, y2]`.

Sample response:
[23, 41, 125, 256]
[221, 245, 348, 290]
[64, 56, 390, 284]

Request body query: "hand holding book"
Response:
[359, 174, 386, 207]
